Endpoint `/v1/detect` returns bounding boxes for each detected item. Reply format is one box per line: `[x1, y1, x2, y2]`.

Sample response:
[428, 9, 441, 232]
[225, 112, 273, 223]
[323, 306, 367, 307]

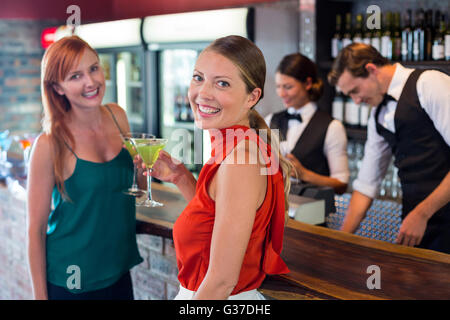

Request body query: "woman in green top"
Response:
[27, 36, 144, 300]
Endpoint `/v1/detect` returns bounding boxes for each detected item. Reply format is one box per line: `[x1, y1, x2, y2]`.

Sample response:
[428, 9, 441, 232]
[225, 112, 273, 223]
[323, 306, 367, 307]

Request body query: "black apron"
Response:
[375, 69, 450, 253]
[270, 109, 332, 177]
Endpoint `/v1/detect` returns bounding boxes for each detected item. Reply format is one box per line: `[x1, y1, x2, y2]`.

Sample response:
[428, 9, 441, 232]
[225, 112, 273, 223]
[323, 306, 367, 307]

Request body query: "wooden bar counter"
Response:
[137, 183, 450, 300]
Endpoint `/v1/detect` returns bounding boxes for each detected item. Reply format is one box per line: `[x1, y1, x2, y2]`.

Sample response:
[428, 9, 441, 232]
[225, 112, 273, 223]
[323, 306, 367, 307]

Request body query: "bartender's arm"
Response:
[396, 171, 450, 246]
[340, 109, 393, 233]
[288, 119, 349, 194]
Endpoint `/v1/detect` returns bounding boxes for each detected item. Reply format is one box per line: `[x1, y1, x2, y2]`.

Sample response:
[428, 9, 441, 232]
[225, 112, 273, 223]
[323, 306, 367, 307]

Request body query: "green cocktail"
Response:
[135, 143, 165, 169]
[120, 133, 154, 197]
[124, 140, 138, 158]
[132, 137, 168, 207]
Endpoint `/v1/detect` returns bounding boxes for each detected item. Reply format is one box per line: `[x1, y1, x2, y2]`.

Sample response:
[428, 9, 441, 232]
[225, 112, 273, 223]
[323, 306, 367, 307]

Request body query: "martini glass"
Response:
[131, 137, 168, 207]
[120, 132, 153, 197]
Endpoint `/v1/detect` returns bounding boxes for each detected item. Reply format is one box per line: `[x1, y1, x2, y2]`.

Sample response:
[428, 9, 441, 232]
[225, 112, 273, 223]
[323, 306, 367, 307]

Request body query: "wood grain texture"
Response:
[264, 219, 450, 300]
[135, 183, 450, 300]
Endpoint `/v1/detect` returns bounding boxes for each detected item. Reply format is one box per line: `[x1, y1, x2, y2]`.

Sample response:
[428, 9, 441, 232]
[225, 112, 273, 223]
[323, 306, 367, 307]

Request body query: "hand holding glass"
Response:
[120, 133, 153, 197]
[131, 137, 168, 207]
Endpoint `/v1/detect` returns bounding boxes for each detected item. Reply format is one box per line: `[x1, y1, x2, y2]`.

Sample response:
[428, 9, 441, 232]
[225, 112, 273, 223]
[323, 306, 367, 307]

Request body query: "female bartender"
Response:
[265, 53, 349, 194]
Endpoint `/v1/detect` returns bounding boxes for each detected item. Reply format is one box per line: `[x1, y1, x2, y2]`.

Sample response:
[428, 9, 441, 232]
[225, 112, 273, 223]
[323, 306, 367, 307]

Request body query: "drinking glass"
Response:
[131, 137, 168, 207]
[19, 133, 37, 172]
[0, 130, 13, 177]
[120, 132, 154, 197]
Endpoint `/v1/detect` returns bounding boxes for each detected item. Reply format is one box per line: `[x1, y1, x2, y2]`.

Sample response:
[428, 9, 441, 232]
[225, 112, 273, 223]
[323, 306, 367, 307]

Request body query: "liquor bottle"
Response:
[180, 90, 190, 121]
[332, 91, 345, 122]
[353, 14, 363, 43]
[392, 12, 402, 61]
[371, 13, 382, 52]
[359, 103, 371, 129]
[424, 9, 434, 60]
[174, 87, 183, 122]
[432, 11, 445, 61]
[362, 13, 372, 45]
[446, 19, 450, 61]
[344, 96, 360, 128]
[413, 9, 425, 61]
[342, 13, 353, 48]
[401, 9, 413, 61]
[331, 14, 343, 59]
[381, 11, 393, 59]
[184, 89, 194, 122]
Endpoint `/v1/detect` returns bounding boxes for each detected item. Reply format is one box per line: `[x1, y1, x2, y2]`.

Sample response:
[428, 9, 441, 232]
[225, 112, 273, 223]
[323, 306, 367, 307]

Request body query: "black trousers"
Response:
[47, 271, 134, 300]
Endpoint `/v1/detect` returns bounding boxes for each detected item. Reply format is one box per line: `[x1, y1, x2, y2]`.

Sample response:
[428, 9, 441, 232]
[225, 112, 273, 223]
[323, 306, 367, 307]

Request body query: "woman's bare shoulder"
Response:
[104, 103, 130, 132]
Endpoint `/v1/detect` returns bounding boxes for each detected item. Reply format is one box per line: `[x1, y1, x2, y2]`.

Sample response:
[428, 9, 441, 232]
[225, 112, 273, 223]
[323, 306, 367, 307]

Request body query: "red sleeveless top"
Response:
[172, 125, 289, 295]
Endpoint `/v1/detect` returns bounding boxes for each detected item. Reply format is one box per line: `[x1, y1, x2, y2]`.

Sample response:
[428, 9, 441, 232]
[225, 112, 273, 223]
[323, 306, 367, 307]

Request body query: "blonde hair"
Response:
[41, 35, 99, 198]
[206, 35, 293, 220]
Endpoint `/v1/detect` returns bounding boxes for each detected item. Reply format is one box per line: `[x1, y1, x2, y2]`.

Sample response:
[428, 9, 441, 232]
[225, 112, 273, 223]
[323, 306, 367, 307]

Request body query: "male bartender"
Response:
[328, 43, 450, 253]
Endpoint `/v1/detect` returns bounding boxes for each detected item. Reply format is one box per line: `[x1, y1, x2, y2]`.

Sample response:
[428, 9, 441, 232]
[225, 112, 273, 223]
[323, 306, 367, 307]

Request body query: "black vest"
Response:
[270, 109, 332, 176]
[375, 69, 450, 252]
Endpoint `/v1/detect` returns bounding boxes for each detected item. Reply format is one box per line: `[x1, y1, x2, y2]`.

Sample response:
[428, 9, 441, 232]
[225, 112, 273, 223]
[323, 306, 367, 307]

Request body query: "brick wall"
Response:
[0, 19, 54, 135]
[0, 184, 32, 299]
[132, 235, 180, 300]
[0, 184, 180, 300]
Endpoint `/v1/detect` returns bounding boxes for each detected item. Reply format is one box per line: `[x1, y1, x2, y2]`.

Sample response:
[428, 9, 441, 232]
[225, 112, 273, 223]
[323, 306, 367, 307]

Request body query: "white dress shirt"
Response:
[265, 102, 349, 184]
[354, 63, 450, 198]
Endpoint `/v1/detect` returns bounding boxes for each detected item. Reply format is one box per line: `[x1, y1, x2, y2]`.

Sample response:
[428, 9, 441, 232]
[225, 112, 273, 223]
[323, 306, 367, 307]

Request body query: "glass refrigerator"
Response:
[76, 19, 147, 132]
[142, 8, 254, 176]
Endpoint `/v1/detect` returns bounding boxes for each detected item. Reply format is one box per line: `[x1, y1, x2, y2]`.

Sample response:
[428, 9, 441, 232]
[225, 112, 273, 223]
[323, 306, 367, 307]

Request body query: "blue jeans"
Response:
[47, 271, 134, 300]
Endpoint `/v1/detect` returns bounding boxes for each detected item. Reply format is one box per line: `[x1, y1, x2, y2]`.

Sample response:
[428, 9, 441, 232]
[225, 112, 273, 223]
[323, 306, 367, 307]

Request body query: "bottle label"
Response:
[342, 38, 352, 48]
[345, 101, 360, 125]
[371, 38, 381, 51]
[359, 104, 371, 127]
[445, 35, 450, 59]
[432, 44, 444, 60]
[332, 38, 340, 58]
[332, 99, 344, 121]
[381, 36, 392, 58]
[413, 41, 419, 56]
[353, 36, 362, 43]
[401, 42, 408, 56]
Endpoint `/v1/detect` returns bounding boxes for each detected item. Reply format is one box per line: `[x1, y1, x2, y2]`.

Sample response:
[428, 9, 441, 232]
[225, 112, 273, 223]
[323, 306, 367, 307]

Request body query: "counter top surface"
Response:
[137, 183, 450, 300]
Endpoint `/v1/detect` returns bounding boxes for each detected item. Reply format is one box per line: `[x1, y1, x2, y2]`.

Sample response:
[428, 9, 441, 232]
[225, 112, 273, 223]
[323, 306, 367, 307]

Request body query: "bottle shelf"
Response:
[319, 59, 449, 71]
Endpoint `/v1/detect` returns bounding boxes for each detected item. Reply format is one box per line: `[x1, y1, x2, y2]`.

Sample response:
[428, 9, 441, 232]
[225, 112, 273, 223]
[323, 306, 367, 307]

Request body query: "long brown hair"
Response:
[205, 35, 293, 220]
[41, 35, 99, 197]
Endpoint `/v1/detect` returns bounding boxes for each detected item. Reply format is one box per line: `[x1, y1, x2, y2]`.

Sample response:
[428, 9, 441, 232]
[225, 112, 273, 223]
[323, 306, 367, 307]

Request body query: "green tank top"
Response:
[46, 106, 143, 293]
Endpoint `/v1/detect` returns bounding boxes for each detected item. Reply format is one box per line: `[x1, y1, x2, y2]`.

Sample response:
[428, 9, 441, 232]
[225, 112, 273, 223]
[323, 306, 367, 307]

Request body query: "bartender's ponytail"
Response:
[206, 36, 292, 221]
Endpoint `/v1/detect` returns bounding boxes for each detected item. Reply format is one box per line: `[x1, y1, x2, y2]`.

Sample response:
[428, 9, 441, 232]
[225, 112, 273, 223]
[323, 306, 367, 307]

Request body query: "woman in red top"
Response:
[151, 35, 292, 299]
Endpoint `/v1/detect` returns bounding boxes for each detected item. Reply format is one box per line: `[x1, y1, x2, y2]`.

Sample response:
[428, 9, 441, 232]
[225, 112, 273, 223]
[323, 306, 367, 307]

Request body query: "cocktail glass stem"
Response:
[130, 163, 139, 191]
[146, 168, 153, 203]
